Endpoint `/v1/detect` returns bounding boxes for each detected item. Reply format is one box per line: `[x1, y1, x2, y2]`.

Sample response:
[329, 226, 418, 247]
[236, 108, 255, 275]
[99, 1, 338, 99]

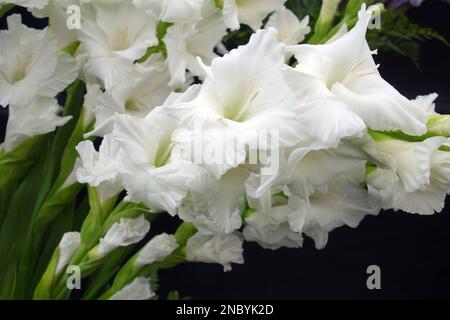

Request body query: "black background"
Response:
[1, 1, 449, 300]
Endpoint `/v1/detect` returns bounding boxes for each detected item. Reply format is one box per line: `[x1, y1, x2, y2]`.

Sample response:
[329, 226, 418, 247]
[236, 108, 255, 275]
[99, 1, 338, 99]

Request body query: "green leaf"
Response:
[81, 246, 135, 300]
[0, 135, 49, 226]
[367, 10, 449, 67]
[33, 248, 60, 300]
[0, 145, 51, 299]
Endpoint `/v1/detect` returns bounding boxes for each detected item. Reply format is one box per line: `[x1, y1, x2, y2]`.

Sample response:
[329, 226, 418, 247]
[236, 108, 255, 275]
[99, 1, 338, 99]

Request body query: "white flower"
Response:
[164, 1, 227, 87]
[166, 28, 307, 178]
[29, 0, 80, 48]
[265, 7, 310, 45]
[221, 0, 286, 31]
[55, 232, 81, 275]
[414, 93, 438, 115]
[185, 232, 244, 272]
[109, 277, 155, 300]
[81, 82, 101, 129]
[243, 192, 303, 250]
[246, 141, 378, 249]
[1, 97, 71, 153]
[133, 0, 205, 24]
[246, 142, 367, 200]
[75, 135, 125, 202]
[179, 167, 249, 234]
[111, 108, 202, 215]
[89, 54, 172, 137]
[1, 0, 49, 9]
[0, 15, 78, 107]
[366, 135, 450, 215]
[289, 173, 379, 249]
[76, 1, 157, 89]
[284, 5, 428, 136]
[97, 215, 150, 257]
[135, 233, 179, 267]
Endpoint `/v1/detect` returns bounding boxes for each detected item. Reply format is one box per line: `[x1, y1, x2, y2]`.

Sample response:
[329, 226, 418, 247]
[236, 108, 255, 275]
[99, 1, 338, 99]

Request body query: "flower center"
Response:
[112, 27, 132, 51]
[223, 85, 261, 122]
[11, 51, 33, 83]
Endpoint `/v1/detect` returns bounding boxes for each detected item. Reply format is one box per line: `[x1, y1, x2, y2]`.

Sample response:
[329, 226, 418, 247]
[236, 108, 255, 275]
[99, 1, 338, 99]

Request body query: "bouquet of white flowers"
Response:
[0, 0, 448, 300]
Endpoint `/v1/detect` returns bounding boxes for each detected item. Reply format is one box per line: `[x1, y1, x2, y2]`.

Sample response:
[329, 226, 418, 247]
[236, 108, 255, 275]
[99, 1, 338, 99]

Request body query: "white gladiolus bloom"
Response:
[0, 15, 78, 107]
[167, 28, 307, 178]
[1, 98, 71, 153]
[288, 172, 379, 249]
[89, 54, 172, 137]
[221, 0, 286, 31]
[97, 215, 150, 257]
[135, 233, 179, 267]
[1, 0, 449, 292]
[76, 1, 157, 88]
[133, 0, 205, 24]
[265, 7, 310, 46]
[75, 135, 125, 202]
[164, 1, 227, 87]
[185, 232, 244, 271]
[81, 83, 101, 129]
[414, 93, 439, 115]
[284, 5, 428, 136]
[111, 108, 203, 215]
[366, 136, 450, 215]
[55, 232, 81, 275]
[246, 142, 367, 200]
[243, 192, 303, 250]
[109, 277, 155, 300]
[179, 167, 250, 234]
[0, 0, 48, 9]
[29, 0, 82, 48]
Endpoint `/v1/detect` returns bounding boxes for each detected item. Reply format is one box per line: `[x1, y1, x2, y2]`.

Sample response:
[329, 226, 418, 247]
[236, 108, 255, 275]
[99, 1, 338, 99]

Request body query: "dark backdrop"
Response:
[1, 2, 449, 300]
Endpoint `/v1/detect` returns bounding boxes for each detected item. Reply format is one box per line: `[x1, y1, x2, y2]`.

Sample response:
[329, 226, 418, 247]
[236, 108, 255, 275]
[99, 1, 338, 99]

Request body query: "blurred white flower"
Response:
[185, 232, 244, 271]
[56, 232, 81, 275]
[135, 233, 179, 267]
[133, 0, 204, 24]
[221, 0, 286, 31]
[1, 97, 71, 153]
[0, 15, 77, 107]
[97, 215, 150, 257]
[81, 83, 101, 129]
[413, 93, 438, 115]
[109, 277, 155, 300]
[29, 0, 81, 48]
[265, 7, 310, 45]
[1, 0, 49, 9]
